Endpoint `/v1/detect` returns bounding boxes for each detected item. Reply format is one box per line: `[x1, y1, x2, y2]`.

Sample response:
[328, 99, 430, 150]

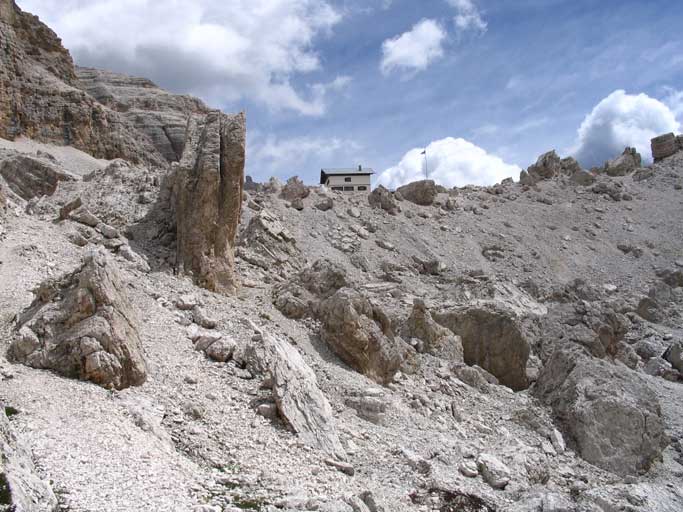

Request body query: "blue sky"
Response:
[19, 0, 683, 187]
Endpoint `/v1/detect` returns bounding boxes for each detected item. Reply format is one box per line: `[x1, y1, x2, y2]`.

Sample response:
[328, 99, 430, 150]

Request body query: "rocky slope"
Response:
[1, 3, 683, 512]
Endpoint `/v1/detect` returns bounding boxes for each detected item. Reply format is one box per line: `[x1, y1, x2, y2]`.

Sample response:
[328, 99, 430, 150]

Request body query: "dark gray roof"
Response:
[321, 167, 375, 175]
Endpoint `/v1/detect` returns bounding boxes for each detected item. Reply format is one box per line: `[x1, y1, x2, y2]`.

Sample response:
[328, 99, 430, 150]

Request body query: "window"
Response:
[332, 186, 343, 191]
[343, 186, 354, 191]
[344, 177, 352, 183]
[357, 186, 367, 191]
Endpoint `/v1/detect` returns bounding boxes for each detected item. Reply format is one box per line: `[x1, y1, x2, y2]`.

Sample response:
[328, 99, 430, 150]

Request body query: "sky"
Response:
[17, 0, 683, 188]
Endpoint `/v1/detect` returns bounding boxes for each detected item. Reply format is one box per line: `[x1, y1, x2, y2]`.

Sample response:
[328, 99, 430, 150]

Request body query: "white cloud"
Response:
[447, 0, 487, 33]
[571, 90, 680, 168]
[380, 19, 446, 75]
[378, 137, 520, 189]
[17, 0, 342, 116]
[662, 86, 683, 118]
[249, 133, 363, 178]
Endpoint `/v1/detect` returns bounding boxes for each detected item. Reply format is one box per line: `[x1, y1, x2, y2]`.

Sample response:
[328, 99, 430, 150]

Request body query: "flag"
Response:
[421, 150, 426, 155]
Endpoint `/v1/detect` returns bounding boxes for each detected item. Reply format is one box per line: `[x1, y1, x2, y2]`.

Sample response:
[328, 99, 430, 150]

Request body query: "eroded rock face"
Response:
[604, 147, 641, 176]
[534, 346, 668, 476]
[318, 288, 412, 384]
[0, 1, 166, 165]
[8, 249, 146, 389]
[76, 67, 209, 162]
[433, 306, 530, 391]
[1, 406, 58, 511]
[0, 151, 75, 200]
[237, 209, 302, 276]
[401, 299, 463, 361]
[396, 180, 438, 206]
[173, 111, 245, 295]
[251, 333, 345, 459]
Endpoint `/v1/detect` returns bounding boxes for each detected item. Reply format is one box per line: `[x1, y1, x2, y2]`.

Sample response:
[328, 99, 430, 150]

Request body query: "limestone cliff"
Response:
[76, 67, 210, 162]
[0, 0, 166, 166]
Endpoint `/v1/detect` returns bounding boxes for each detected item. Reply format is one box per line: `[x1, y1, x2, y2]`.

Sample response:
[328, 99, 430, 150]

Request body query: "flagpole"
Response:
[423, 149, 428, 179]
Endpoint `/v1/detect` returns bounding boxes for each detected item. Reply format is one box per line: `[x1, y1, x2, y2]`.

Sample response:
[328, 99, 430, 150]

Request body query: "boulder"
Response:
[280, 176, 310, 202]
[368, 185, 398, 215]
[0, 406, 58, 511]
[604, 147, 641, 176]
[534, 345, 668, 476]
[401, 299, 464, 360]
[8, 249, 147, 390]
[315, 196, 334, 211]
[0, 153, 75, 200]
[318, 288, 413, 384]
[570, 169, 596, 186]
[433, 306, 530, 391]
[249, 333, 345, 459]
[236, 209, 302, 276]
[663, 341, 683, 375]
[396, 180, 438, 206]
[172, 111, 245, 295]
[651, 133, 678, 161]
[273, 259, 350, 319]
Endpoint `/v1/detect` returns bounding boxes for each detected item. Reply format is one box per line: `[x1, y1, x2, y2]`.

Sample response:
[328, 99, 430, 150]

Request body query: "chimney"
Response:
[358, 165, 362, 172]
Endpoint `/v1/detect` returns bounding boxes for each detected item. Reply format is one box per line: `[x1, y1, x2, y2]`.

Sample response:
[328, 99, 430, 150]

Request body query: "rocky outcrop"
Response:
[0, 1, 166, 165]
[0, 406, 58, 511]
[604, 147, 641, 176]
[273, 259, 349, 319]
[520, 151, 584, 185]
[396, 180, 438, 206]
[401, 299, 463, 360]
[280, 176, 310, 202]
[76, 67, 210, 162]
[318, 288, 413, 384]
[534, 346, 668, 476]
[0, 151, 75, 200]
[8, 249, 146, 389]
[237, 209, 302, 276]
[172, 111, 245, 295]
[368, 185, 398, 215]
[253, 333, 345, 459]
[433, 306, 530, 391]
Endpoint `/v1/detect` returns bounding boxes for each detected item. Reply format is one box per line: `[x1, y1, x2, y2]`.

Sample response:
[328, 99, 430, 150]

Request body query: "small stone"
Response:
[477, 453, 510, 489]
[97, 222, 119, 239]
[176, 294, 199, 311]
[256, 403, 278, 420]
[192, 306, 217, 329]
[550, 428, 566, 454]
[324, 458, 355, 476]
[459, 461, 479, 478]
